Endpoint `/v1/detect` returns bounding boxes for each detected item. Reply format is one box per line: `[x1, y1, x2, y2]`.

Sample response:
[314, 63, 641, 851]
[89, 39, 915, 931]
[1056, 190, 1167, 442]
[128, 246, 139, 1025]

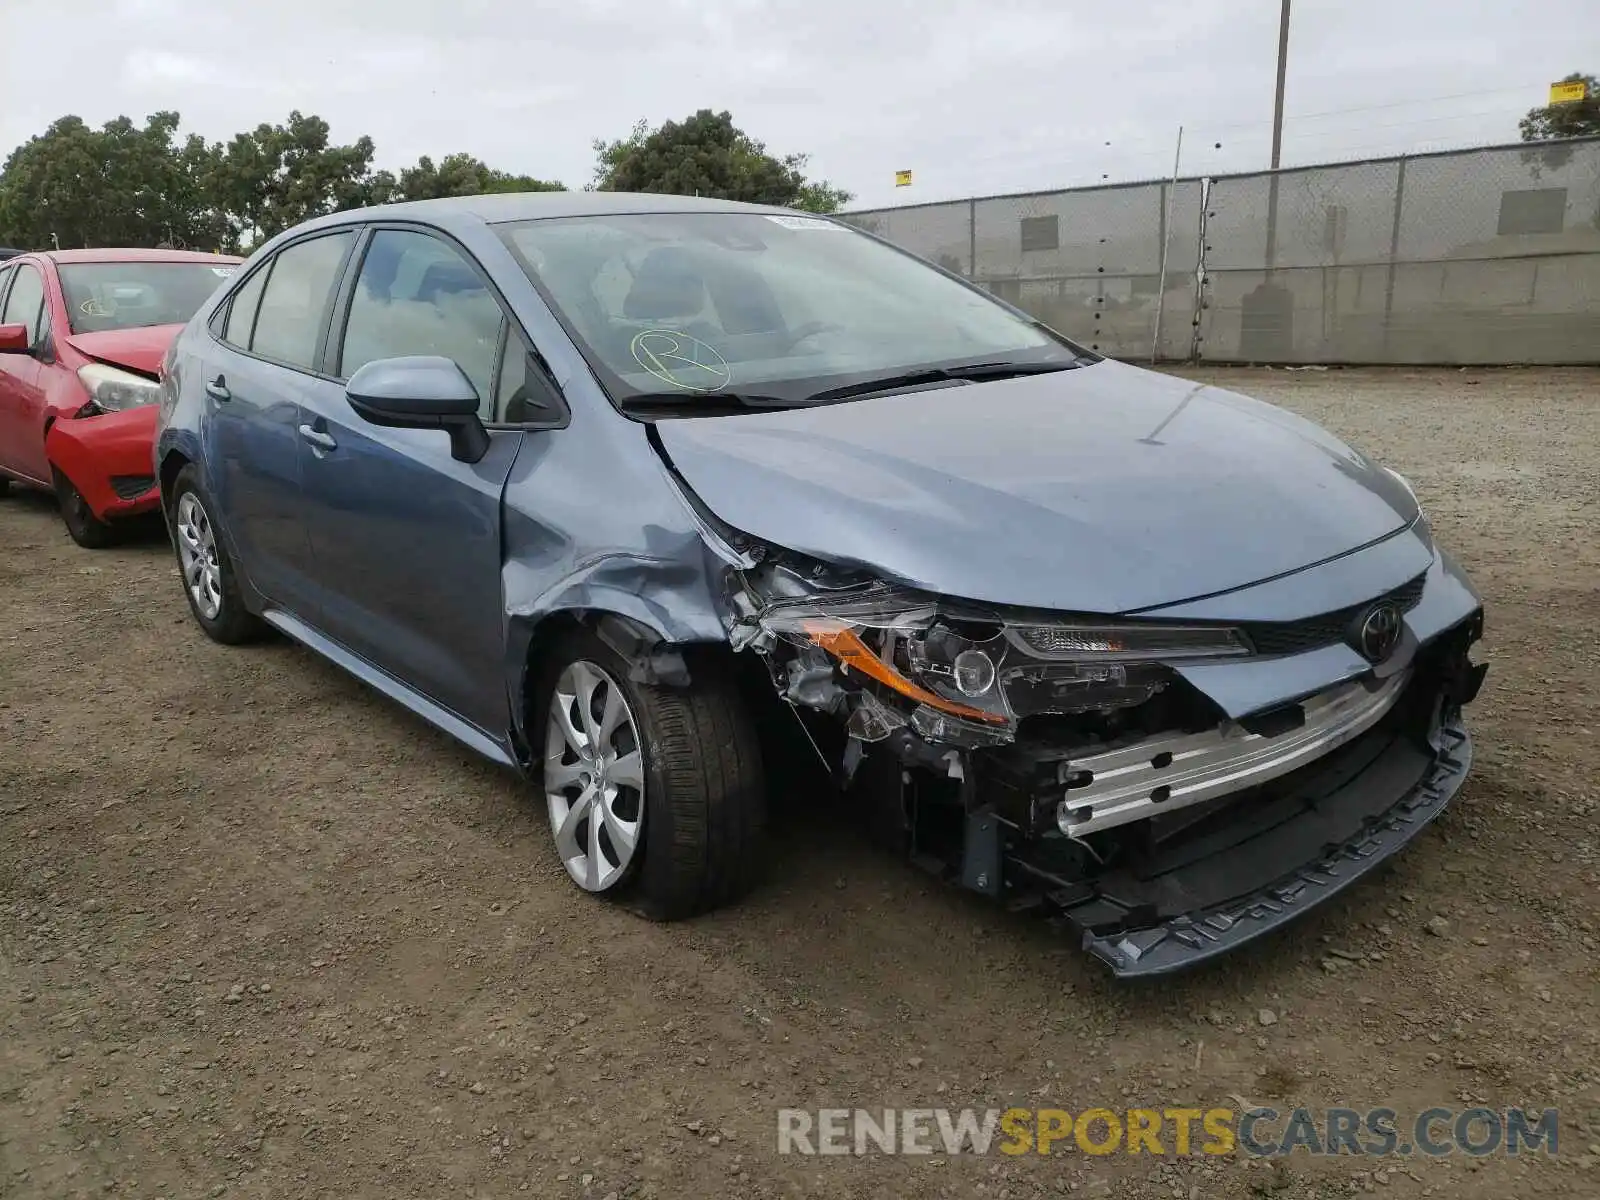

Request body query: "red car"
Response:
[0, 248, 242, 546]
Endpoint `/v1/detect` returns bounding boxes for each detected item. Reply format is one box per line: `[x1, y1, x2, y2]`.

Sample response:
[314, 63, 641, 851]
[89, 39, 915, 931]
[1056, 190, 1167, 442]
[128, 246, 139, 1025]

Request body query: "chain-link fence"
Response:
[843, 136, 1600, 365]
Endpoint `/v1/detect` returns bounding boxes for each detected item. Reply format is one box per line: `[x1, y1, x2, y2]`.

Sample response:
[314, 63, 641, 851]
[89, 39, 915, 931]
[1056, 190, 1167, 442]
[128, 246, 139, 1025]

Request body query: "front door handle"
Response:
[298, 424, 337, 452]
[205, 375, 230, 402]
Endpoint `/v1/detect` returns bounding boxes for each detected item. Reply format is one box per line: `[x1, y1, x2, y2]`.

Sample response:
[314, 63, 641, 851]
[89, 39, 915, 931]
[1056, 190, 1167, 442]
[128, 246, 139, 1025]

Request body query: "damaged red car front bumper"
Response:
[44, 404, 161, 520]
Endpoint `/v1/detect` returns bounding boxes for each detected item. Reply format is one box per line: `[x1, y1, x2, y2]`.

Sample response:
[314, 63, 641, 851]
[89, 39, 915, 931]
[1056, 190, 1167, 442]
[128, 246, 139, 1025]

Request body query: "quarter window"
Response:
[221, 264, 270, 349]
[1, 264, 45, 343]
[495, 337, 530, 420]
[249, 232, 355, 371]
[338, 229, 505, 420]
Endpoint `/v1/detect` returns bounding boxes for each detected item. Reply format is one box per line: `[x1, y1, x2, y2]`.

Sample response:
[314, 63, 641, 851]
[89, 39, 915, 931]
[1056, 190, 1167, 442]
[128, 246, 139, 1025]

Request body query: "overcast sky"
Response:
[3, 0, 1596, 209]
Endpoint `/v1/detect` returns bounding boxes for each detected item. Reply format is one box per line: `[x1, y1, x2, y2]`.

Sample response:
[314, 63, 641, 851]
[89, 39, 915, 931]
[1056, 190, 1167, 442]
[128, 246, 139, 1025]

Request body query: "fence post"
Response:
[1151, 126, 1184, 363]
[1189, 178, 1212, 363]
[1380, 157, 1408, 359]
[968, 197, 977, 279]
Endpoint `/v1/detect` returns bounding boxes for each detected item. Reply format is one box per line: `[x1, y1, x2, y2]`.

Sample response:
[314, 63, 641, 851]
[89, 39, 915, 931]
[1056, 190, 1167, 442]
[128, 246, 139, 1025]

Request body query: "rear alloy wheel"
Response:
[53, 469, 115, 549]
[537, 630, 766, 919]
[169, 465, 266, 645]
[175, 492, 224, 622]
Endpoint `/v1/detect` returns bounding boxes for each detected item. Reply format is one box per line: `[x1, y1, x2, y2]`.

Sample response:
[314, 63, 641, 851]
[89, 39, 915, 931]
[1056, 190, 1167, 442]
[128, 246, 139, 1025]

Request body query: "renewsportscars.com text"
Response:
[776, 1106, 1560, 1158]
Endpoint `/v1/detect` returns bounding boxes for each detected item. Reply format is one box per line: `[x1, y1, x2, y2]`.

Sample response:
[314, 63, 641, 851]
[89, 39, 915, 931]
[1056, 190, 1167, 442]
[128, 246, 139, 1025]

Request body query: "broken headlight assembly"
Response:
[748, 585, 1251, 746]
[77, 363, 160, 414]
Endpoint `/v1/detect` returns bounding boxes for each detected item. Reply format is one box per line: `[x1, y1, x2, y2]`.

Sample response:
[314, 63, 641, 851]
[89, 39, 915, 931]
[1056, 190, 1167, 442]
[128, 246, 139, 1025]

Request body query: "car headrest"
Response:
[417, 261, 484, 302]
[621, 247, 707, 321]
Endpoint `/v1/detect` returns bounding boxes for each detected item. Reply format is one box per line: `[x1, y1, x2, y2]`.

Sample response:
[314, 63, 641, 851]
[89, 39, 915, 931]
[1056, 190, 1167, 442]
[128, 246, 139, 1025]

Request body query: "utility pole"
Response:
[1270, 0, 1291, 170]
[1264, 0, 1291, 270]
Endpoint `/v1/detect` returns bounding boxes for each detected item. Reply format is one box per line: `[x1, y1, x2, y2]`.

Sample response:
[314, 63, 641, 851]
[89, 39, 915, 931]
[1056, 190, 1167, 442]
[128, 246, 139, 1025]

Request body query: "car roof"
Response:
[44, 248, 243, 265]
[308, 190, 820, 231]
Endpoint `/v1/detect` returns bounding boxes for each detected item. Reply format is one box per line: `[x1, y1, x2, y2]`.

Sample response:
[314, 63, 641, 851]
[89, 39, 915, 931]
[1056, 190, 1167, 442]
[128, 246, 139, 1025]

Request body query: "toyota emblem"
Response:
[1355, 602, 1403, 663]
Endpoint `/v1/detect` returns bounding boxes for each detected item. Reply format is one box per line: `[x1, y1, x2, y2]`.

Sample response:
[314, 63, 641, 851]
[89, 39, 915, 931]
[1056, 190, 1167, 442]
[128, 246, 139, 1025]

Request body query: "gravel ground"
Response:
[1, 365, 1597, 1200]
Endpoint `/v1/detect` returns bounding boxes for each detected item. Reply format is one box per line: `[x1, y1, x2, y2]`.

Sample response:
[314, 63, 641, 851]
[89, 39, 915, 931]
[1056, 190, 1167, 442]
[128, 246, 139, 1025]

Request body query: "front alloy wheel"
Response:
[533, 629, 766, 919]
[545, 661, 646, 893]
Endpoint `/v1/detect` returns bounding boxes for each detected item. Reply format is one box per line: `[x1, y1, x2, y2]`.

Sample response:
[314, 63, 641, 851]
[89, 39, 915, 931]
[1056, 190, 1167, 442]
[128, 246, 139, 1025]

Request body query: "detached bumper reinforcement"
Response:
[1057, 669, 1410, 838]
[1068, 721, 1472, 978]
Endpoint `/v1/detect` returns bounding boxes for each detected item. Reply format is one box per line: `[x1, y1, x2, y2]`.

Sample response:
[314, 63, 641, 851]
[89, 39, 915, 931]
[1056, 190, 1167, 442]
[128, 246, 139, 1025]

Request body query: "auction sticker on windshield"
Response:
[764, 215, 847, 231]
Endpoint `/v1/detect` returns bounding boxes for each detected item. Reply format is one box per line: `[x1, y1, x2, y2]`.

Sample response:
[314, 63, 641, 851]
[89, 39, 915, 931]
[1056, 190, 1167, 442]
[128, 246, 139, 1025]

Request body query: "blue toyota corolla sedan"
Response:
[154, 192, 1486, 976]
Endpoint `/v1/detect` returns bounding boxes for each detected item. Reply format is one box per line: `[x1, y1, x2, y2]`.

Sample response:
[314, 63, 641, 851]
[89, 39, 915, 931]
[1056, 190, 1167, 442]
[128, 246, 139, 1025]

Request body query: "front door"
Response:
[0, 263, 50, 482]
[297, 226, 523, 736]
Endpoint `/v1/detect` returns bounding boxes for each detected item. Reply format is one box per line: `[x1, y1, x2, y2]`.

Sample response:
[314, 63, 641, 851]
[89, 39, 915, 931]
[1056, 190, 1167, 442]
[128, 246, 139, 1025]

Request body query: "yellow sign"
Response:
[894, 169, 913, 187]
[1550, 80, 1588, 104]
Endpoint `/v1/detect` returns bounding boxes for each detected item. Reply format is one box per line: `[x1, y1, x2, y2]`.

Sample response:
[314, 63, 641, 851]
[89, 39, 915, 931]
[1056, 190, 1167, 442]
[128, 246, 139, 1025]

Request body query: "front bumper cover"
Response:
[1071, 718, 1472, 977]
[891, 612, 1486, 978]
[44, 404, 161, 520]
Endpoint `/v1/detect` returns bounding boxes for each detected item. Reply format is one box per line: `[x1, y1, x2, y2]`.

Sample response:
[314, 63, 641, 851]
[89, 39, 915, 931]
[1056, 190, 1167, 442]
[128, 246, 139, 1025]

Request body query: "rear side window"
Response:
[222, 264, 270, 348]
[249, 232, 355, 371]
[337, 229, 504, 418]
[1, 264, 45, 342]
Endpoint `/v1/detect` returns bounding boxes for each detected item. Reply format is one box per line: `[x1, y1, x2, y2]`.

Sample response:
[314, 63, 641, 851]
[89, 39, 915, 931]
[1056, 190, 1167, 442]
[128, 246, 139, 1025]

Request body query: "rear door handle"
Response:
[205, 375, 230, 402]
[298, 424, 337, 452]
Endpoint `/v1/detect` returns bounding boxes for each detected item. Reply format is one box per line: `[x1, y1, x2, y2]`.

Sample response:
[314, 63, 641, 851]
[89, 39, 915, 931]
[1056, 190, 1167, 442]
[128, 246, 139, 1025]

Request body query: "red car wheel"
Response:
[52, 468, 116, 549]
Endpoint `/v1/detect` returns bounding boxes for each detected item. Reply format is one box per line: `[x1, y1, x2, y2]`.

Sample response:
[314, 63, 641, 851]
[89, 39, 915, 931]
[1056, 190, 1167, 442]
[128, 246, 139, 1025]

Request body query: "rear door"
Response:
[0, 262, 49, 482]
[201, 229, 356, 613]
[296, 224, 523, 736]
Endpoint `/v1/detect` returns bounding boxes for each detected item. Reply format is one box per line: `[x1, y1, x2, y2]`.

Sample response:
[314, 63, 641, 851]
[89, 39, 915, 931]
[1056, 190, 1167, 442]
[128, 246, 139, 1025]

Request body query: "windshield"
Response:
[58, 261, 238, 334]
[497, 212, 1086, 410]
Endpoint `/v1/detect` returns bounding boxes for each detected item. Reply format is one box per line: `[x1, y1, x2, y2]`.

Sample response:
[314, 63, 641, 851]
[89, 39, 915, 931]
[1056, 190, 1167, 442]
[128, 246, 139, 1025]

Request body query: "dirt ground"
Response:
[2, 365, 1598, 1200]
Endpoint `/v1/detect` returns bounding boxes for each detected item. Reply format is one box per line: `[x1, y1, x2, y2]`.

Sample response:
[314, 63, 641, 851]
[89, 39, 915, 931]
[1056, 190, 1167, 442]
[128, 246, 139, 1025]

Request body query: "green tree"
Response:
[395, 152, 563, 201]
[591, 110, 851, 212]
[205, 111, 386, 251]
[0, 111, 226, 250]
[793, 177, 854, 215]
[1520, 72, 1600, 142]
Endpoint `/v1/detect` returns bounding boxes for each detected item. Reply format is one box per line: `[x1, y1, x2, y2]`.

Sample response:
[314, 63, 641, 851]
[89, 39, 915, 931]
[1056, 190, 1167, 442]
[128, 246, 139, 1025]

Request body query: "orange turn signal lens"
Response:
[801, 621, 1008, 725]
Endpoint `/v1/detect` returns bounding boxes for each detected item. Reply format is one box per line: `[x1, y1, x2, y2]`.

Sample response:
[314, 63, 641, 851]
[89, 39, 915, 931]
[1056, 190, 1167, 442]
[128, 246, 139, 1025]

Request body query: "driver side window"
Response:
[1, 264, 46, 344]
[338, 229, 505, 421]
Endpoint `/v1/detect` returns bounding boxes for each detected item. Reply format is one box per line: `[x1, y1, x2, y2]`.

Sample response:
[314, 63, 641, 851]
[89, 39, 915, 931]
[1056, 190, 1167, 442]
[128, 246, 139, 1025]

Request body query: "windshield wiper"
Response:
[616, 391, 798, 416]
[798, 358, 1089, 406]
[617, 357, 1092, 416]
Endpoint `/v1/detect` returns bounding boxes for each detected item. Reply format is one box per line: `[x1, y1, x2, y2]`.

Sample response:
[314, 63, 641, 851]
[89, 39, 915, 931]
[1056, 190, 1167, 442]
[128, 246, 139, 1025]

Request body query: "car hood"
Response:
[63, 325, 182, 378]
[655, 358, 1421, 615]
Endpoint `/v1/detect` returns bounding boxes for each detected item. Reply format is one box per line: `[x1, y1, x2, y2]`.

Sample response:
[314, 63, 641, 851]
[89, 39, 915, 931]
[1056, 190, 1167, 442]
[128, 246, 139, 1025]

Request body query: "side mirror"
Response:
[345, 355, 490, 464]
[0, 323, 30, 354]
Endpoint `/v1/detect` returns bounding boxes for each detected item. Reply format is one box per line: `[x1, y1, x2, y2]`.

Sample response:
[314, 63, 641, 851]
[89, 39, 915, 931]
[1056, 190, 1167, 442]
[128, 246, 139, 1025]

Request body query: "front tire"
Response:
[169, 465, 266, 645]
[53, 469, 116, 549]
[535, 629, 766, 920]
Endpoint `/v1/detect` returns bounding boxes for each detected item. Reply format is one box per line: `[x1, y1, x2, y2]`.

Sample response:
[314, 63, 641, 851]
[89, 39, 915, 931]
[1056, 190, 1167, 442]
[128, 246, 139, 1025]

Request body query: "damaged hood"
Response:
[63, 325, 182, 378]
[656, 358, 1420, 615]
